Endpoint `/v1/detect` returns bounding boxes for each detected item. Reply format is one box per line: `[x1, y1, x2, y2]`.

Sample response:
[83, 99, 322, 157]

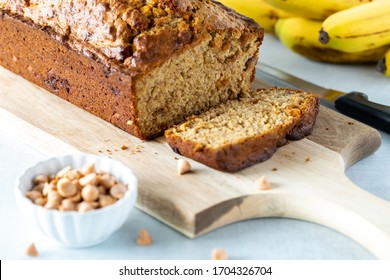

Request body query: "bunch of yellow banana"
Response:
[217, 0, 294, 33]
[275, 17, 390, 63]
[266, 0, 390, 75]
[219, 0, 390, 75]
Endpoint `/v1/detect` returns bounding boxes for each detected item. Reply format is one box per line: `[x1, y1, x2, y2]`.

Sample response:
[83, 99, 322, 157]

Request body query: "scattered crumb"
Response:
[305, 157, 311, 162]
[174, 157, 179, 160]
[292, 152, 295, 155]
[178, 159, 191, 175]
[211, 248, 228, 260]
[271, 168, 277, 172]
[121, 145, 128, 150]
[154, 152, 158, 155]
[114, 149, 118, 152]
[325, 127, 329, 131]
[348, 122, 354, 125]
[136, 229, 152, 246]
[26, 242, 38, 257]
[255, 176, 271, 190]
[106, 149, 111, 152]
[98, 150, 102, 153]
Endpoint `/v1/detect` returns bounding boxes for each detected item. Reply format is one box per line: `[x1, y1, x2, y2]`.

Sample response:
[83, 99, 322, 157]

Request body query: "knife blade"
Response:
[256, 63, 390, 134]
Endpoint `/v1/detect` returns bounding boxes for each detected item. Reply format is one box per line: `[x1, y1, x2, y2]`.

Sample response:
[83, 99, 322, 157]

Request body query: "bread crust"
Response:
[165, 91, 320, 172]
[0, 11, 144, 138]
[0, 1, 263, 140]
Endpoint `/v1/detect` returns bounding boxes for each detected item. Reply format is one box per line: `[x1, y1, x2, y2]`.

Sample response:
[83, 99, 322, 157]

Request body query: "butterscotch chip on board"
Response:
[211, 248, 228, 260]
[177, 159, 191, 175]
[26, 242, 38, 257]
[136, 229, 152, 246]
[255, 176, 271, 190]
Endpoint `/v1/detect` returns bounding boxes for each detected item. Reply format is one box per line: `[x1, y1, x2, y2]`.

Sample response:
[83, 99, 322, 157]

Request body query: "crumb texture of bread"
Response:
[165, 88, 320, 172]
[0, 1, 264, 139]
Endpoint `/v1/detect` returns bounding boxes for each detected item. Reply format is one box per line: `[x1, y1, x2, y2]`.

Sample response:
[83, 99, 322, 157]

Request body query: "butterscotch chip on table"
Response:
[165, 88, 319, 172]
[0, 0, 263, 140]
[26, 242, 38, 257]
[255, 176, 271, 190]
[136, 229, 153, 246]
[211, 248, 229, 260]
[177, 159, 191, 175]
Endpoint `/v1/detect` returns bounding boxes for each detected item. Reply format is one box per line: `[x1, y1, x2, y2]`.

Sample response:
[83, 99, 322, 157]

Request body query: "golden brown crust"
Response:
[165, 90, 320, 172]
[0, 1, 263, 140]
[1, 0, 263, 74]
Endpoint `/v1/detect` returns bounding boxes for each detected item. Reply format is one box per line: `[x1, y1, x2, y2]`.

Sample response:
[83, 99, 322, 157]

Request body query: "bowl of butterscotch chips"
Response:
[15, 154, 138, 248]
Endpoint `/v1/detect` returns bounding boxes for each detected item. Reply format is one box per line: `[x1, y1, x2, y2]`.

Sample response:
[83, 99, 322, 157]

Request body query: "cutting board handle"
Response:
[197, 174, 390, 259]
[278, 176, 390, 259]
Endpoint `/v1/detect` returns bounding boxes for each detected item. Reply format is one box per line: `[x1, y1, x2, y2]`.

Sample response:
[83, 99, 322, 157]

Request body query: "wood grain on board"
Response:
[1, 65, 389, 259]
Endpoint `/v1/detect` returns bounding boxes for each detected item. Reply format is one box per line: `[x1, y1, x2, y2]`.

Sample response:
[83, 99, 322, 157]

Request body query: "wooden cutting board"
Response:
[1, 65, 390, 259]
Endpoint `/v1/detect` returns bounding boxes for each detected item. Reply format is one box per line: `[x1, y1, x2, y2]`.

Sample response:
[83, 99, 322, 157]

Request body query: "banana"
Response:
[377, 48, 390, 76]
[276, 17, 389, 63]
[263, 0, 371, 20]
[217, 0, 295, 33]
[319, 1, 390, 53]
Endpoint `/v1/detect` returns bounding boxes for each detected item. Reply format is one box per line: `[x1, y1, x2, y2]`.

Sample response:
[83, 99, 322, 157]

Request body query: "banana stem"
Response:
[376, 57, 387, 74]
[319, 28, 330, 44]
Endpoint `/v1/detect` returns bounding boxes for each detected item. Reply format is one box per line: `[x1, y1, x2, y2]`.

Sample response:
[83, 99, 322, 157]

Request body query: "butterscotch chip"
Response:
[47, 189, 62, 201]
[26, 242, 38, 257]
[64, 169, 81, 181]
[136, 229, 152, 246]
[44, 199, 60, 210]
[110, 183, 127, 199]
[81, 184, 99, 202]
[255, 176, 271, 190]
[79, 173, 97, 186]
[81, 163, 95, 175]
[77, 201, 96, 213]
[33, 175, 48, 185]
[57, 178, 77, 198]
[99, 173, 116, 188]
[59, 199, 77, 211]
[97, 185, 107, 195]
[25, 190, 42, 201]
[177, 159, 191, 175]
[42, 183, 56, 196]
[98, 194, 117, 208]
[211, 248, 228, 260]
[56, 166, 71, 178]
[68, 190, 82, 203]
[34, 197, 47, 206]
[32, 183, 45, 193]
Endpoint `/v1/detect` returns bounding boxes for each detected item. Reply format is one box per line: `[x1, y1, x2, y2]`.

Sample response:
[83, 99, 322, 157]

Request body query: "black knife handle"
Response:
[335, 92, 390, 134]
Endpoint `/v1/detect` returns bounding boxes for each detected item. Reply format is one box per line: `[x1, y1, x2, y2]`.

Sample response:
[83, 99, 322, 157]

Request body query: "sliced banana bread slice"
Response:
[164, 88, 320, 172]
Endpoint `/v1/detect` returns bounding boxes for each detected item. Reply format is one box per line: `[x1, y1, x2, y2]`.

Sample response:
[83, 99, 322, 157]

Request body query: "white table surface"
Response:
[1, 34, 389, 260]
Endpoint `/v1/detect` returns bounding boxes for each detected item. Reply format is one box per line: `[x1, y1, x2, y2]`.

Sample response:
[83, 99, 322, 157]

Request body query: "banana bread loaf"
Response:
[165, 88, 320, 172]
[0, 0, 263, 139]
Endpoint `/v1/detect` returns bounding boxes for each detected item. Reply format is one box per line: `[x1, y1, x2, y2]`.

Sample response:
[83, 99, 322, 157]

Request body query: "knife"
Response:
[256, 63, 390, 134]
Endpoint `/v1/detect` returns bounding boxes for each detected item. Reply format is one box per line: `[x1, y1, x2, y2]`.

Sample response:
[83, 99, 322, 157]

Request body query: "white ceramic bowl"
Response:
[15, 154, 138, 248]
